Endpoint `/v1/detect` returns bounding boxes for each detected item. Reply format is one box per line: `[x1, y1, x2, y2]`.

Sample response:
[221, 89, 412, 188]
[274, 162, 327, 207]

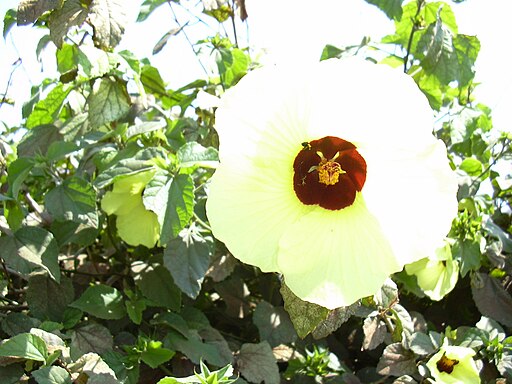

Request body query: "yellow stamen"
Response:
[315, 151, 345, 186]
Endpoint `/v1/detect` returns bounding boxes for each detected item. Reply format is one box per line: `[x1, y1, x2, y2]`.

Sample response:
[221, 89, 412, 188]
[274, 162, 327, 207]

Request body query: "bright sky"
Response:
[0, 0, 511, 132]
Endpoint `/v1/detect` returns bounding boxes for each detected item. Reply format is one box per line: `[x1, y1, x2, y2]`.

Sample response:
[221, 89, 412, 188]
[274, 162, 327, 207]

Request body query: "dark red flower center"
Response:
[436, 352, 459, 374]
[293, 136, 367, 210]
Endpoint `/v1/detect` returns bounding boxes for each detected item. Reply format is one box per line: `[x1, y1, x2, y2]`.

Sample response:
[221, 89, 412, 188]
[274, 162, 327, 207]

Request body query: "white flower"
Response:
[206, 58, 458, 309]
[426, 344, 480, 384]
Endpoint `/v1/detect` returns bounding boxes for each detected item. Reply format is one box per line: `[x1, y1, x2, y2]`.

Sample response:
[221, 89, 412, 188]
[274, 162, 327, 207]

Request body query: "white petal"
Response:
[277, 195, 400, 309]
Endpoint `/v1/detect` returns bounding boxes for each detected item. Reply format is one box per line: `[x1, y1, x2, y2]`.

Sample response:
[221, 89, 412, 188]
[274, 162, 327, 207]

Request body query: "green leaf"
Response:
[280, 283, 329, 339]
[17, 0, 59, 25]
[7, 157, 34, 197]
[237, 342, 279, 384]
[144, 173, 195, 245]
[45, 177, 98, 225]
[26, 274, 74, 322]
[216, 47, 249, 88]
[88, 0, 127, 49]
[26, 84, 72, 129]
[135, 264, 181, 310]
[408, 332, 435, 355]
[18, 124, 63, 157]
[32, 366, 72, 384]
[365, 0, 404, 20]
[137, 0, 168, 22]
[48, 0, 88, 48]
[153, 25, 187, 55]
[253, 301, 297, 347]
[471, 273, 512, 327]
[176, 142, 219, 169]
[452, 239, 481, 277]
[87, 77, 131, 129]
[2, 313, 41, 337]
[164, 228, 213, 298]
[3, 9, 17, 38]
[141, 65, 167, 96]
[70, 324, 113, 361]
[140, 341, 175, 369]
[453, 34, 480, 86]
[460, 158, 483, 176]
[204, 4, 232, 23]
[0, 333, 48, 362]
[125, 297, 146, 325]
[0, 226, 60, 282]
[320, 44, 344, 61]
[70, 284, 126, 320]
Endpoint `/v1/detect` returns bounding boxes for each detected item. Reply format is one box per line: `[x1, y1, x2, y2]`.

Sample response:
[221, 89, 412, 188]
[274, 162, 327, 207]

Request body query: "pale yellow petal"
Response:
[101, 190, 140, 216]
[277, 195, 400, 309]
[116, 201, 160, 248]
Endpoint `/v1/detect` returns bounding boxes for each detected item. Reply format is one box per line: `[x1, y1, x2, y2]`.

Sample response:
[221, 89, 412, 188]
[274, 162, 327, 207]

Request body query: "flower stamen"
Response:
[314, 151, 346, 186]
[436, 352, 459, 374]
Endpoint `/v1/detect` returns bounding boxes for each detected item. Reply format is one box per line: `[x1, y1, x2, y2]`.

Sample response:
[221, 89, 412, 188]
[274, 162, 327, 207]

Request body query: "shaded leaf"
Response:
[70, 324, 113, 361]
[88, 0, 127, 49]
[362, 316, 387, 350]
[26, 274, 74, 322]
[68, 353, 118, 384]
[0, 226, 60, 282]
[6, 157, 34, 197]
[408, 332, 435, 356]
[32, 366, 72, 384]
[17, 0, 59, 25]
[134, 264, 181, 310]
[237, 342, 279, 384]
[253, 301, 297, 347]
[0, 364, 24, 384]
[3, 9, 17, 38]
[18, 124, 62, 157]
[0, 333, 48, 362]
[87, 77, 130, 129]
[164, 228, 213, 298]
[1, 313, 41, 337]
[70, 284, 126, 320]
[48, 0, 88, 48]
[45, 177, 98, 226]
[153, 24, 187, 55]
[280, 283, 329, 339]
[376, 343, 417, 377]
[140, 341, 175, 369]
[471, 273, 512, 327]
[216, 277, 251, 318]
[312, 305, 358, 339]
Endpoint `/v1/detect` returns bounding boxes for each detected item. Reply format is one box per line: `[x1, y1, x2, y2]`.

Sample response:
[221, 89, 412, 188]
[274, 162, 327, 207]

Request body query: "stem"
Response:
[230, 0, 238, 47]
[403, 0, 424, 73]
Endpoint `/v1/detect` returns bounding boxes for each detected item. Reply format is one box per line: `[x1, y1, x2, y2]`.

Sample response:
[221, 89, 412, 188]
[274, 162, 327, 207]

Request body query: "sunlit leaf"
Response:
[88, 0, 127, 49]
[70, 284, 126, 320]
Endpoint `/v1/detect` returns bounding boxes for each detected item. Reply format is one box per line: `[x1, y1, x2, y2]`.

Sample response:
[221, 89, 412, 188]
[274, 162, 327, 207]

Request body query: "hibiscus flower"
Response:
[426, 344, 481, 384]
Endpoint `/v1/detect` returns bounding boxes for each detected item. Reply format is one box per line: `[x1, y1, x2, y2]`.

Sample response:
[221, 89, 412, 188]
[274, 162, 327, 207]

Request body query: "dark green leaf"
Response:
[0, 364, 24, 384]
[237, 342, 279, 384]
[253, 301, 297, 347]
[163, 228, 213, 298]
[70, 284, 126, 320]
[51, 220, 100, 247]
[125, 297, 146, 325]
[0, 333, 48, 362]
[32, 366, 72, 384]
[48, 0, 88, 48]
[312, 305, 359, 339]
[87, 77, 131, 129]
[471, 273, 512, 327]
[70, 324, 113, 361]
[365, 0, 404, 20]
[18, 124, 63, 157]
[135, 264, 181, 310]
[280, 283, 329, 339]
[88, 0, 127, 49]
[176, 142, 219, 169]
[1, 313, 41, 337]
[0, 226, 60, 282]
[45, 177, 98, 226]
[6, 157, 34, 197]
[3, 9, 17, 38]
[376, 343, 417, 376]
[26, 84, 72, 129]
[26, 274, 74, 322]
[17, 0, 59, 24]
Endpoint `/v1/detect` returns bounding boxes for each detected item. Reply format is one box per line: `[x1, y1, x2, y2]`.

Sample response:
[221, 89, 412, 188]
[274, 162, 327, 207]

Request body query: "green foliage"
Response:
[0, 0, 511, 383]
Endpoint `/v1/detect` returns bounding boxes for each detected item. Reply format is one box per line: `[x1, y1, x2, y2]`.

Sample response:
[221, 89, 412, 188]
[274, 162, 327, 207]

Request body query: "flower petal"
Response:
[277, 195, 400, 309]
[101, 190, 140, 216]
[206, 160, 310, 272]
[116, 201, 160, 248]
